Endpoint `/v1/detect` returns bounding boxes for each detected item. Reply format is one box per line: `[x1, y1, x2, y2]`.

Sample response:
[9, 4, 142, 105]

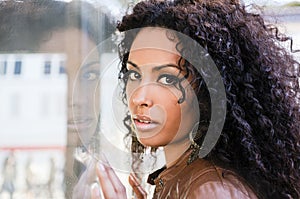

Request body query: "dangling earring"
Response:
[139, 146, 151, 161]
[189, 122, 199, 142]
[187, 122, 201, 165]
[139, 148, 145, 161]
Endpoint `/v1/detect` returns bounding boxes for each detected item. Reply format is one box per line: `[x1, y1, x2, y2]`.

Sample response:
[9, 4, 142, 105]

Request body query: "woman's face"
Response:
[126, 28, 199, 148]
[39, 28, 100, 146]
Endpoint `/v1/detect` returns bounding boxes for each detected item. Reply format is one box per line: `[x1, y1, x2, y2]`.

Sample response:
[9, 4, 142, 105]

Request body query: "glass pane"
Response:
[0, 0, 299, 199]
[14, 61, 22, 75]
[0, 61, 7, 75]
[0, 0, 119, 198]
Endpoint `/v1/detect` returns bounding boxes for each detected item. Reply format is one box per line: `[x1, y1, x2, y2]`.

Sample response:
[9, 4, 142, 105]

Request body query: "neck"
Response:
[163, 138, 191, 168]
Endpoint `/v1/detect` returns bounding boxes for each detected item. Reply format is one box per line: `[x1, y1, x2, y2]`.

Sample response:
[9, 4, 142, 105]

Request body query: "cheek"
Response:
[163, 103, 182, 131]
[125, 82, 136, 106]
[154, 90, 182, 136]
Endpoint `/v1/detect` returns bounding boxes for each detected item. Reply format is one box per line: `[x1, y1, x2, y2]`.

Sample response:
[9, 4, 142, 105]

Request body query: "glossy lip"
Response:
[132, 114, 160, 132]
[67, 117, 95, 130]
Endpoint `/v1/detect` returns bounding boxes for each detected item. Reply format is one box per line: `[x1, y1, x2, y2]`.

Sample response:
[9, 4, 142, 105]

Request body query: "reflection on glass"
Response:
[0, 61, 7, 75]
[0, 0, 298, 198]
[14, 61, 22, 75]
[0, 0, 115, 198]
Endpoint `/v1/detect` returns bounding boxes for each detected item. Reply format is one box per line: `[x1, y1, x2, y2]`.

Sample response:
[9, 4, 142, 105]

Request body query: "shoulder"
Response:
[183, 159, 258, 199]
[187, 180, 257, 199]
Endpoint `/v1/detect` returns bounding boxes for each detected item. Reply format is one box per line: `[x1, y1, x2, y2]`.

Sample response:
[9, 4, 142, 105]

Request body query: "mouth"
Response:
[67, 117, 95, 130]
[132, 115, 159, 132]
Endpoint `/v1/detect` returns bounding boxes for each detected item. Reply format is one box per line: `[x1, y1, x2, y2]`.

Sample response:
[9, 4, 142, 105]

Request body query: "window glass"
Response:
[59, 61, 66, 74]
[0, 61, 7, 75]
[14, 61, 22, 75]
[0, 1, 118, 198]
[0, 1, 298, 199]
[44, 61, 51, 75]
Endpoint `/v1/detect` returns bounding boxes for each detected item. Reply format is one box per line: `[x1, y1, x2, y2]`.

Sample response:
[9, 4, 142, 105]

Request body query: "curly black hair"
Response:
[117, 0, 300, 198]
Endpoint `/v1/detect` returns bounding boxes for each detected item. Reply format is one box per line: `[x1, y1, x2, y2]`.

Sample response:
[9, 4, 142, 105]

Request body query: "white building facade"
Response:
[0, 53, 67, 198]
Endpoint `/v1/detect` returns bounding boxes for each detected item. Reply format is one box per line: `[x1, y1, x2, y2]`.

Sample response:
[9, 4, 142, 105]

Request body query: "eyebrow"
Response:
[127, 60, 180, 71]
[80, 61, 100, 70]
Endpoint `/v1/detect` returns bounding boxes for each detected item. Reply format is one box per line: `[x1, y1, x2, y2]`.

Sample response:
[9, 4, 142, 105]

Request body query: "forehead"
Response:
[130, 27, 180, 56]
[38, 28, 99, 75]
[129, 27, 182, 67]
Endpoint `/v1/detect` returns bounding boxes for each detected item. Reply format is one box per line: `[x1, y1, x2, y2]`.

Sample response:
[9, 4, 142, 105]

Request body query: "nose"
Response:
[131, 85, 153, 108]
[68, 80, 90, 114]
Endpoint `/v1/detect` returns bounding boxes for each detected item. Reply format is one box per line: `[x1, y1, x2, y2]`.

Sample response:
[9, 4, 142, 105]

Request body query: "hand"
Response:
[128, 173, 147, 199]
[72, 157, 99, 199]
[73, 153, 148, 199]
[95, 160, 127, 199]
[95, 154, 148, 199]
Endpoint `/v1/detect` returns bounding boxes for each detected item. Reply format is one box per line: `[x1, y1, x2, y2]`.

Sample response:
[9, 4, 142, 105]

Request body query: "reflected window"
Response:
[14, 61, 22, 75]
[44, 61, 51, 75]
[0, 61, 7, 75]
[59, 61, 66, 74]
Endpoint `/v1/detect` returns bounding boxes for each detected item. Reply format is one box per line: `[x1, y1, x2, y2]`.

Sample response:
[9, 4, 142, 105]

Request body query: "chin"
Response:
[138, 137, 169, 148]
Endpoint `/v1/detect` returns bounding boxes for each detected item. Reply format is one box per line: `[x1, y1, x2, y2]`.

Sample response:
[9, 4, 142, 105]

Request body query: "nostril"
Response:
[132, 98, 153, 108]
[140, 103, 148, 107]
[131, 86, 153, 107]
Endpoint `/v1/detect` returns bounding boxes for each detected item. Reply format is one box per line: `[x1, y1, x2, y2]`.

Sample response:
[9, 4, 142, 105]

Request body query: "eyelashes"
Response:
[81, 70, 100, 81]
[157, 74, 180, 86]
[128, 70, 141, 81]
[125, 70, 180, 86]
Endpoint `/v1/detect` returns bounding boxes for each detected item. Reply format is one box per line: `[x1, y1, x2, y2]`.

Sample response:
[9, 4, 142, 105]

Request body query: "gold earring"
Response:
[188, 122, 200, 165]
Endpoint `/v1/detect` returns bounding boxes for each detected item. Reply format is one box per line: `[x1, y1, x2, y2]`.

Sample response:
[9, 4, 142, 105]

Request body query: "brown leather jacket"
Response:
[148, 148, 258, 199]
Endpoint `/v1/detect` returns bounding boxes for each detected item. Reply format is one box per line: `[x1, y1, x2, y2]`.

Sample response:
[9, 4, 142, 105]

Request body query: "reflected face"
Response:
[39, 28, 100, 146]
[126, 28, 199, 148]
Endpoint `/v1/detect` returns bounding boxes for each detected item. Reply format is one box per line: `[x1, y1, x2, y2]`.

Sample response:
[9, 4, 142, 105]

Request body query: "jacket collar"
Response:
[147, 145, 197, 186]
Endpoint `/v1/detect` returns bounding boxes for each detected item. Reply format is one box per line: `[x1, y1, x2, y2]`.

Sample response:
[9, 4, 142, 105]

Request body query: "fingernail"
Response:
[91, 183, 100, 197]
[97, 162, 105, 172]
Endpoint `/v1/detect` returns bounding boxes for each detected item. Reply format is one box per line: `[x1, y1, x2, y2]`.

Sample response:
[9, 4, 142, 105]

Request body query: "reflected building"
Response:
[0, 53, 67, 198]
[0, 53, 67, 147]
[0, 0, 115, 198]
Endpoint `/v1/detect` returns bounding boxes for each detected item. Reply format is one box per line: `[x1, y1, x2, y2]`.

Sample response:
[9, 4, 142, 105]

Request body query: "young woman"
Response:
[77, 0, 300, 198]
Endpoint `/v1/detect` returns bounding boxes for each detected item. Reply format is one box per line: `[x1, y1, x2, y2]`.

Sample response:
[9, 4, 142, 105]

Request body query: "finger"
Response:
[73, 158, 97, 199]
[73, 172, 90, 199]
[73, 184, 91, 199]
[99, 153, 126, 197]
[91, 182, 102, 199]
[85, 158, 97, 184]
[128, 174, 147, 199]
[104, 163, 126, 195]
[83, 184, 92, 199]
[77, 157, 94, 185]
[96, 162, 119, 199]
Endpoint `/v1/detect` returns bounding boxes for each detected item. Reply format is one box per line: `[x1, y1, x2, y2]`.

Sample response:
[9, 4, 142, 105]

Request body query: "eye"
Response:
[158, 74, 179, 85]
[82, 71, 99, 81]
[128, 70, 141, 81]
